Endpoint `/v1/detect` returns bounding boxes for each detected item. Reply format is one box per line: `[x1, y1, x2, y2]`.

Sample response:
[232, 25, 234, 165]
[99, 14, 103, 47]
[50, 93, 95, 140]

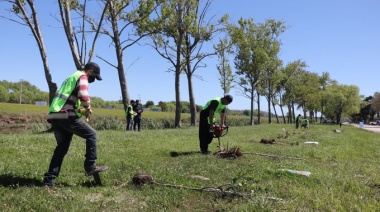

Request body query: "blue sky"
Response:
[0, 0, 379, 111]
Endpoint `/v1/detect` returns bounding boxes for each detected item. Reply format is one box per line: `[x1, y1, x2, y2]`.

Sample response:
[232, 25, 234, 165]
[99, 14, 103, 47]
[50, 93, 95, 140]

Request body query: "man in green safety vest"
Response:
[43, 62, 108, 187]
[199, 95, 233, 154]
[125, 99, 136, 131]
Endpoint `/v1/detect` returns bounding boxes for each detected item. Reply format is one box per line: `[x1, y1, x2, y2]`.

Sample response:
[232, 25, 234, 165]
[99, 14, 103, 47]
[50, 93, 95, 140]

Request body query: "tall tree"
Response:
[2, 0, 57, 105]
[371, 92, 380, 118]
[58, 0, 107, 69]
[227, 18, 285, 125]
[255, 20, 286, 124]
[90, 0, 161, 111]
[281, 60, 307, 123]
[138, 0, 190, 127]
[181, 0, 222, 126]
[215, 37, 234, 95]
[324, 82, 361, 123]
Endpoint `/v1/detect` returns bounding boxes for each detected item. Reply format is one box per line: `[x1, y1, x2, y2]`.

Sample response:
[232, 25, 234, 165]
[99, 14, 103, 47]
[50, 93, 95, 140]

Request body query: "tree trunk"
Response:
[280, 105, 286, 123]
[271, 98, 279, 123]
[250, 91, 254, 125]
[187, 73, 197, 126]
[13, 0, 57, 105]
[267, 94, 271, 123]
[257, 90, 261, 124]
[114, 31, 130, 110]
[175, 69, 182, 127]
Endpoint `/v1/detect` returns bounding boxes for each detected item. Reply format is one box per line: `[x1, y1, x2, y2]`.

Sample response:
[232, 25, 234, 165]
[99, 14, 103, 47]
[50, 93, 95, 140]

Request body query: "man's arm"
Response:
[208, 109, 215, 130]
[77, 75, 91, 114]
[220, 112, 226, 126]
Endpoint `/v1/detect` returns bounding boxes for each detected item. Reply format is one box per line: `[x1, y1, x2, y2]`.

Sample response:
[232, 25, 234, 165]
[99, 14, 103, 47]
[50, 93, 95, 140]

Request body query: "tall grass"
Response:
[1, 123, 380, 211]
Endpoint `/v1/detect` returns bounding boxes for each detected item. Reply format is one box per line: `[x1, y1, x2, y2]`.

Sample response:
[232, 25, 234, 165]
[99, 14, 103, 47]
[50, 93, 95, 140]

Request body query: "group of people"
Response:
[42, 61, 233, 186]
[295, 114, 309, 129]
[125, 99, 143, 131]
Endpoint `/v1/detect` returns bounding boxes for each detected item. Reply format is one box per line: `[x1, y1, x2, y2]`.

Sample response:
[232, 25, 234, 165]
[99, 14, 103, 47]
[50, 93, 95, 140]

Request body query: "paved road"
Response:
[343, 122, 380, 134]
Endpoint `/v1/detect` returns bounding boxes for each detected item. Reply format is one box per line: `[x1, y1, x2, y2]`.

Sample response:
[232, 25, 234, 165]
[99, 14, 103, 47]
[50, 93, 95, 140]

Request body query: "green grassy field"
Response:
[1, 118, 380, 211]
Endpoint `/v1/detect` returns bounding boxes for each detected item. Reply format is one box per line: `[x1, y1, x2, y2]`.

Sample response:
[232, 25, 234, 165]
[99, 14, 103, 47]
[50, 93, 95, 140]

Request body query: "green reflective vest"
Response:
[126, 104, 133, 117]
[203, 97, 226, 124]
[49, 71, 84, 117]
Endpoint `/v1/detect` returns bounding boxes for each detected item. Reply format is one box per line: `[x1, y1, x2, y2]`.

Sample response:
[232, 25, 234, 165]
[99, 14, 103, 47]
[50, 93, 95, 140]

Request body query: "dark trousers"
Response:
[44, 118, 98, 181]
[126, 117, 133, 130]
[199, 116, 214, 152]
[133, 116, 141, 131]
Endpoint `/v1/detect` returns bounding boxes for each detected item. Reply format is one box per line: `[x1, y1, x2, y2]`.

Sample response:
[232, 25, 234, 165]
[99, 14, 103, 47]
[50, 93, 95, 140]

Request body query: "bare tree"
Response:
[92, 0, 162, 110]
[2, 0, 57, 105]
[181, 0, 223, 126]
[58, 0, 108, 70]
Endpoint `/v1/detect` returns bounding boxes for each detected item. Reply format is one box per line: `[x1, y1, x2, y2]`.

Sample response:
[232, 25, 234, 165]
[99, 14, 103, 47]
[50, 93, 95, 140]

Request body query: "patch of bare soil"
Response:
[0, 114, 46, 134]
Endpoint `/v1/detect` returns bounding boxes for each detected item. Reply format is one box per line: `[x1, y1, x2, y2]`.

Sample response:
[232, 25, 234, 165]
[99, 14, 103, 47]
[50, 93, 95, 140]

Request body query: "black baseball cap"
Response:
[85, 62, 102, 81]
[224, 94, 233, 103]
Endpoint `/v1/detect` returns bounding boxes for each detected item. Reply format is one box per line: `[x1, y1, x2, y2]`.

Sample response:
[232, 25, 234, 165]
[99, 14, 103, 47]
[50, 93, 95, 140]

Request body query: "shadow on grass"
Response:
[0, 174, 45, 187]
[170, 151, 200, 157]
[0, 174, 102, 188]
[80, 180, 104, 187]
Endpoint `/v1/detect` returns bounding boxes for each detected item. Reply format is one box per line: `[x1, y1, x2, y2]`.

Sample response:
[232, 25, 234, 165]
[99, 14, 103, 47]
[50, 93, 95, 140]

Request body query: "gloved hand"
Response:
[78, 107, 91, 122]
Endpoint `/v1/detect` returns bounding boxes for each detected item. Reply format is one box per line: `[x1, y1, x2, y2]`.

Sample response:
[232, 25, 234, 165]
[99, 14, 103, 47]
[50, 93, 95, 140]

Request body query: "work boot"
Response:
[85, 165, 109, 176]
[43, 179, 55, 187]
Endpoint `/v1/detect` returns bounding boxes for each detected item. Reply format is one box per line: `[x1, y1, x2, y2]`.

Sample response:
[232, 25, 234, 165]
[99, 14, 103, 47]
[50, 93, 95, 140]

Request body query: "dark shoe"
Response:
[201, 150, 211, 155]
[85, 165, 109, 176]
[43, 179, 55, 187]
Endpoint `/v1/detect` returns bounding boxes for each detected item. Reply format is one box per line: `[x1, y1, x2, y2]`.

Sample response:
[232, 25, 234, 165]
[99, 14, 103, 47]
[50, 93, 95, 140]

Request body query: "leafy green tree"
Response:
[158, 101, 167, 112]
[324, 82, 361, 123]
[371, 92, 380, 118]
[280, 60, 307, 123]
[138, 0, 190, 127]
[227, 18, 286, 125]
[165, 102, 176, 112]
[0, 85, 10, 103]
[215, 37, 234, 95]
[145, 101, 154, 108]
[254, 20, 286, 124]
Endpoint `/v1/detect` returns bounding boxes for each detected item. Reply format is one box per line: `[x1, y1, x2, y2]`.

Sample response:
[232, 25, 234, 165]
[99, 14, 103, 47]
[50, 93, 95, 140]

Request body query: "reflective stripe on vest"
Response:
[49, 71, 84, 116]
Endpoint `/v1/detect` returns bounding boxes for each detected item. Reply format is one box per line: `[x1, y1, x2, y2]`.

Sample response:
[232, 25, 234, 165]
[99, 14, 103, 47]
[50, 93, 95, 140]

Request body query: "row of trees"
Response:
[1, 0, 375, 126]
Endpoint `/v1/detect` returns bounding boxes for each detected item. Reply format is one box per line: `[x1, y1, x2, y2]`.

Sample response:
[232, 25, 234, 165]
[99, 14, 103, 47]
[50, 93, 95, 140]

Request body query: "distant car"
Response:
[369, 120, 380, 125]
[323, 119, 336, 124]
[322, 119, 331, 124]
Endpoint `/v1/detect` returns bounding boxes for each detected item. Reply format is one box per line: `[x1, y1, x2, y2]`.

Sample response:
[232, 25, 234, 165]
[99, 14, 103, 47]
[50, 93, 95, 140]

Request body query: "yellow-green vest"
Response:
[125, 104, 133, 117]
[203, 97, 226, 124]
[49, 71, 84, 117]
